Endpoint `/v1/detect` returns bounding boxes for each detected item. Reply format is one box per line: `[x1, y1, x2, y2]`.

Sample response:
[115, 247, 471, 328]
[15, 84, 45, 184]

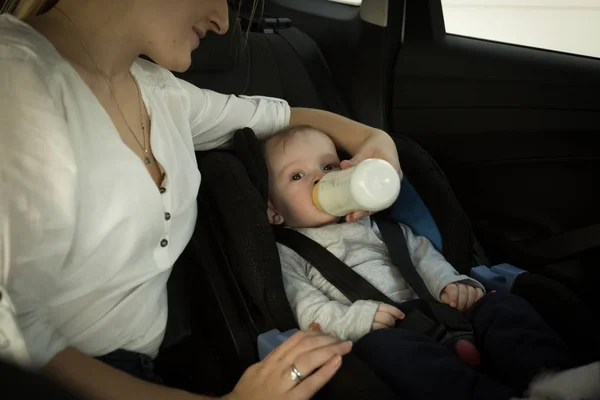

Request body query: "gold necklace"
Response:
[54, 6, 152, 165]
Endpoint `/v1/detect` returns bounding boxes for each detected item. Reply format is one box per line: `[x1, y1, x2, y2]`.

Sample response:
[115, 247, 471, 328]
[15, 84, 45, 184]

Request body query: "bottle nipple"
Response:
[312, 185, 324, 212]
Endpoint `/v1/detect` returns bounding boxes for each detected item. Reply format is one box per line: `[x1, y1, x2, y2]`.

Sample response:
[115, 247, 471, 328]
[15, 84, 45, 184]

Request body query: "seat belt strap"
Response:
[273, 226, 392, 305]
[372, 215, 435, 301]
[273, 226, 446, 339]
[373, 215, 473, 333]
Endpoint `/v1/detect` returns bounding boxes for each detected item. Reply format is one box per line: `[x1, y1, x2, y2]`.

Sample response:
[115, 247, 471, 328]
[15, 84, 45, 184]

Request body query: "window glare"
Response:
[442, 0, 600, 59]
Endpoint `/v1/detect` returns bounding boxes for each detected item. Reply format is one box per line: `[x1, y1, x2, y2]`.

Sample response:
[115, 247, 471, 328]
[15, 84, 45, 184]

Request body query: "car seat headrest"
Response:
[188, 12, 245, 73]
[232, 128, 270, 204]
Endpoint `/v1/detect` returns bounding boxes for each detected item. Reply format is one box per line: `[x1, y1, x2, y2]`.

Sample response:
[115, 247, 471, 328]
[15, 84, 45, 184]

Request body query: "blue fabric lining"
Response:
[388, 178, 443, 252]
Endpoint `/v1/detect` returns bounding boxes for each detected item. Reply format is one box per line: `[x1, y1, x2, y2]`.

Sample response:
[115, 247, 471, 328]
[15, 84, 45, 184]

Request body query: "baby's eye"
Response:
[323, 164, 339, 171]
[291, 173, 304, 181]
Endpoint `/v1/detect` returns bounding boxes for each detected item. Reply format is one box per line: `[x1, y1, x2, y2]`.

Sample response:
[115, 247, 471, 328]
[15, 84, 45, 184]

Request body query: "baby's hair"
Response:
[264, 124, 320, 155]
[273, 124, 318, 139]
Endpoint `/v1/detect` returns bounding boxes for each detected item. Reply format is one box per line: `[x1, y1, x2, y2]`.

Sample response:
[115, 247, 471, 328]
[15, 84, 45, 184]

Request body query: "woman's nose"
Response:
[210, 0, 230, 35]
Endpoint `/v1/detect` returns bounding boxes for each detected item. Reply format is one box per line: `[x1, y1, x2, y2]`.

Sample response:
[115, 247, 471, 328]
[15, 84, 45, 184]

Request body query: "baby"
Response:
[264, 124, 485, 341]
[263, 125, 578, 399]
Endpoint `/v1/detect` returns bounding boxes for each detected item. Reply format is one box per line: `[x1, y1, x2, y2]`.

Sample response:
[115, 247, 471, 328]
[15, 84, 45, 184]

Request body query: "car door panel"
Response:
[391, 1, 600, 298]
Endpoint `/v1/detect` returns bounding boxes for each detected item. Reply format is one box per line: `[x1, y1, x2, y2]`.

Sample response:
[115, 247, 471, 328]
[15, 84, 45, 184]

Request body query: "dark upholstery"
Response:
[393, 135, 476, 273]
[175, 20, 325, 110]
[199, 151, 297, 330]
[511, 272, 600, 364]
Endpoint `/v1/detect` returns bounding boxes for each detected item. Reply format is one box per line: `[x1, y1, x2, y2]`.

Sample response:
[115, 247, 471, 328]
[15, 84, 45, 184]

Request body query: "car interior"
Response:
[2, 0, 599, 398]
[151, 0, 600, 396]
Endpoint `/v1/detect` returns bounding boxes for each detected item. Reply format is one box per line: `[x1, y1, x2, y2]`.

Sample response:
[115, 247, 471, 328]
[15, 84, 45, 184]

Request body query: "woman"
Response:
[0, 0, 401, 399]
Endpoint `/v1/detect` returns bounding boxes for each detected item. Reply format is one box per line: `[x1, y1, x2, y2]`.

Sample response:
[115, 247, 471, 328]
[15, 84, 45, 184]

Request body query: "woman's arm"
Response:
[44, 348, 204, 400]
[45, 337, 351, 400]
[180, 77, 399, 173]
[44, 348, 208, 400]
[289, 107, 400, 174]
[2, 59, 76, 369]
[179, 79, 290, 150]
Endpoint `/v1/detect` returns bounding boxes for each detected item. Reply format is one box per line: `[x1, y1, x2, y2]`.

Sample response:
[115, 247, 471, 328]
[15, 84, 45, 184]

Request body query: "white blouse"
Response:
[0, 191, 30, 367]
[0, 14, 290, 369]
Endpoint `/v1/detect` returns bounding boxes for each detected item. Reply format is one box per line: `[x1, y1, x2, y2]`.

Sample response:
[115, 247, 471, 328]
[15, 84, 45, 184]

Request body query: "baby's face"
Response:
[265, 129, 341, 228]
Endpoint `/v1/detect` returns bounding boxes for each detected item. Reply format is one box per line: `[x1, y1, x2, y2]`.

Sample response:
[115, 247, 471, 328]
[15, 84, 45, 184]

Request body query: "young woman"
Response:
[0, 0, 401, 399]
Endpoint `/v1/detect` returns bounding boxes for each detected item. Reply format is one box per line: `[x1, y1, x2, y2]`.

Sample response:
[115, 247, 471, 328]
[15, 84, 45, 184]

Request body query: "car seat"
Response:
[160, 10, 599, 398]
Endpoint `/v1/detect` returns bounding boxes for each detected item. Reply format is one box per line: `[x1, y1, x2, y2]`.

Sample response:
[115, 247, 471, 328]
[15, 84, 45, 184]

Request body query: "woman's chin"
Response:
[151, 52, 192, 73]
[168, 57, 192, 73]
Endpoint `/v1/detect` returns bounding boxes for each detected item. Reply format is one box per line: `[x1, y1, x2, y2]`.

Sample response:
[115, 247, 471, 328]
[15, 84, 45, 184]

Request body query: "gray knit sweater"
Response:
[277, 217, 484, 342]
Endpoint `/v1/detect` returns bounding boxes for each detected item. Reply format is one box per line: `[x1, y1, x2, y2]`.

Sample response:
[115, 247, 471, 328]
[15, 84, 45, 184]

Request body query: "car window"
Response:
[441, 0, 600, 59]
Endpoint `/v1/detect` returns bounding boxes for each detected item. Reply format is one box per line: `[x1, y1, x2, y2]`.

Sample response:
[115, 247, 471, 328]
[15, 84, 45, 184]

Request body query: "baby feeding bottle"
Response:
[312, 158, 401, 217]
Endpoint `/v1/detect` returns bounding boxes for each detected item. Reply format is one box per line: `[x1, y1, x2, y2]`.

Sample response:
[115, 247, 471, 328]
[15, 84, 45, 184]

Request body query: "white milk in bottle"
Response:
[312, 158, 401, 217]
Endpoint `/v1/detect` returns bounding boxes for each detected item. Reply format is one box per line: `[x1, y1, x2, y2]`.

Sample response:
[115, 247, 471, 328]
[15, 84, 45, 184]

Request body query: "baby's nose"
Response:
[313, 173, 324, 185]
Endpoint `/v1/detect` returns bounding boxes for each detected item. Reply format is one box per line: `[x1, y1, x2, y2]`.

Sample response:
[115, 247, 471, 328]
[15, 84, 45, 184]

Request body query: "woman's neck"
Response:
[28, 1, 142, 83]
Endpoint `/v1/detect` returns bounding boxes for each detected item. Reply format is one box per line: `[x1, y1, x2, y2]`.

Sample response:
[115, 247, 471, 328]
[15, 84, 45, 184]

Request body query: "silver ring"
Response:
[290, 363, 304, 383]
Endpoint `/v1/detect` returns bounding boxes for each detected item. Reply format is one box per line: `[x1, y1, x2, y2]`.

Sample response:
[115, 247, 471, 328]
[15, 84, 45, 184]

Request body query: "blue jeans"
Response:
[96, 349, 163, 384]
[352, 292, 574, 399]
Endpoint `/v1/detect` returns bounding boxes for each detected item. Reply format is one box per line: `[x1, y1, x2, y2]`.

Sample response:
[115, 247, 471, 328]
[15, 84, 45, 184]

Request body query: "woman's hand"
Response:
[341, 130, 401, 176]
[341, 130, 402, 223]
[224, 331, 352, 400]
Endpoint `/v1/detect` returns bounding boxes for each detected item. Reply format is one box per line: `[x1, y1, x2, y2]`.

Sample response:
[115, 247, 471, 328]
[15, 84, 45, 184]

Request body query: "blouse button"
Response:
[160, 239, 169, 248]
[159, 187, 166, 194]
[164, 212, 171, 221]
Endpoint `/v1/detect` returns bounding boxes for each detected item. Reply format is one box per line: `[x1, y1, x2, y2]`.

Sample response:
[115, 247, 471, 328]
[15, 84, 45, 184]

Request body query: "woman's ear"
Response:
[267, 200, 285, 225]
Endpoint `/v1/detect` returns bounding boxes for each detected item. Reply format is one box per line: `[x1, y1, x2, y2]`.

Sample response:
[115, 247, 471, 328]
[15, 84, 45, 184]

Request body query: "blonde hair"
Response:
[1, 0, 264, 21]
[1, 1, 263, 22]
[246, 0, 264, 30]
[1, 0, 49, 19]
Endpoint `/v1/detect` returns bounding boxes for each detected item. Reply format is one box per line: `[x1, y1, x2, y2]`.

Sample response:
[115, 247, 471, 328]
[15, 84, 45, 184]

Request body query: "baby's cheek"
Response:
[295, 198, 317, 219]
[291, 196, 321, 225]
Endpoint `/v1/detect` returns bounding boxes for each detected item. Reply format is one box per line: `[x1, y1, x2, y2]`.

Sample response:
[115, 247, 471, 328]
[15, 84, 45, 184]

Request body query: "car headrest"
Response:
[188, 12, 246, 73]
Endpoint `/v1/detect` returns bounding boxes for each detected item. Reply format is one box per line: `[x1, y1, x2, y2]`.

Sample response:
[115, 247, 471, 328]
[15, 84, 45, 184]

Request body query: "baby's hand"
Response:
[371, 304, 405, 331]
[441, 283, 484, 311]
[309, 322, 322, 332]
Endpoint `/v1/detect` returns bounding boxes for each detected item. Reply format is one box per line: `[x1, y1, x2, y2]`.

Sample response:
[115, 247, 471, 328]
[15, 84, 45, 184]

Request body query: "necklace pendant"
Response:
[145, 156, 151, 165]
